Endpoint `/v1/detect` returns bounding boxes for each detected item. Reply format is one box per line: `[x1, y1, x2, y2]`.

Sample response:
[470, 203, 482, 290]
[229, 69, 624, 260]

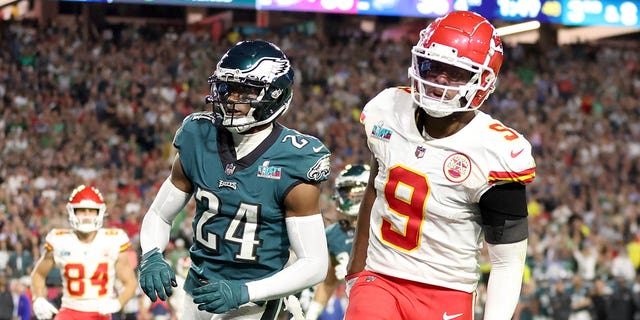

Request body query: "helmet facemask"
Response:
[205, 41, 294, 134]
[66, 185, 107, 233]
[333, 164, 370, 216]
[207, 77, 290, 133]
[335, 184, 366, 216]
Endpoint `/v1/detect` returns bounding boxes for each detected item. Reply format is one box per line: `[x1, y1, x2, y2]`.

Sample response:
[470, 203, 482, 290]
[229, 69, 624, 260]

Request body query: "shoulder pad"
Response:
[278, 128, 331, 183]
[476, 115, 536, 185]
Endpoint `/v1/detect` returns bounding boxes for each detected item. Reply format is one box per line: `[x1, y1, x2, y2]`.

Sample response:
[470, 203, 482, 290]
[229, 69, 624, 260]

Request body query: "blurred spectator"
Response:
[0, 273, 13, 320]
[514, 280, 539, 320]
[589, 278, 610, 320]
[569, 274, 592, 320]
[573, 240, 598, 281]
[167, 238, 188, 272]
[550, 280, 572, 320]
[608, 277, 636, 320]
[6, 242, 33, 279]
[611, 246, 636, 282]
[0, 239, 9, 273]
[9, 278, 31, 320]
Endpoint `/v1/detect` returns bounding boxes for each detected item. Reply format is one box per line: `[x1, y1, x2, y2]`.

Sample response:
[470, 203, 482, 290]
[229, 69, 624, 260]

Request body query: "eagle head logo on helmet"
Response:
[66, 185, 107, 233]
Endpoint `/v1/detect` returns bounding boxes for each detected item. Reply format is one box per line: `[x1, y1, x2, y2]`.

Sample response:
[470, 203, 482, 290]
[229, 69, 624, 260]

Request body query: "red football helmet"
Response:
[66, 185, 107, 233]
[408, 11, 503, 117]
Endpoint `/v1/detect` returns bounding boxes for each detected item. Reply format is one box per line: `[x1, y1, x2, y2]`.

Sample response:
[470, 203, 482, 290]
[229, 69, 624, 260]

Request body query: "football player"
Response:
[305, 164, 369, 320]
[345, 11, 536, 320]
[138, 40, 331, 320]
[31, 185, 137, 320]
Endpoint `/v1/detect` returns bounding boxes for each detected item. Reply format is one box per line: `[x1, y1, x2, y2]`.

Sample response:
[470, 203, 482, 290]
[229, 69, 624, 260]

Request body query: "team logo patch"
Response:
[371, 122, 393, 141]
[415, 146, 426, 158]
[218, 180, 237, 190]
[257, 161, 282, 180]
[307, 154, 331, 181]
[443, 153, 472, 183]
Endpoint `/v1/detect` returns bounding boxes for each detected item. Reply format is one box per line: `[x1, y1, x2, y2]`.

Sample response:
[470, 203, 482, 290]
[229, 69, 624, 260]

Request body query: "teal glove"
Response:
[192, 280, 250, 314]
[138, 248, 177, 302]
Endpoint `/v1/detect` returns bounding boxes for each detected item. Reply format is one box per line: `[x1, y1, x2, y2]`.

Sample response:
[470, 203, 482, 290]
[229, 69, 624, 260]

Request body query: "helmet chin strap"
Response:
[420, 93, 472, 118]
[421, 98, 460, 118]
[424, 107, 453, 118]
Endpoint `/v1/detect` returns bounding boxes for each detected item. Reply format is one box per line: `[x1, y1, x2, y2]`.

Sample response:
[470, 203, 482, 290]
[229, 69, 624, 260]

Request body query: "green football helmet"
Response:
[334, 164, 370, 216]
[205, 40, 294, 133]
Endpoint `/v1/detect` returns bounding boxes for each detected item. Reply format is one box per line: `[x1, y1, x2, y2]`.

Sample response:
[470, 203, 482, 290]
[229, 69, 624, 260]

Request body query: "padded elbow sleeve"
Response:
[480, 183, 528, 244]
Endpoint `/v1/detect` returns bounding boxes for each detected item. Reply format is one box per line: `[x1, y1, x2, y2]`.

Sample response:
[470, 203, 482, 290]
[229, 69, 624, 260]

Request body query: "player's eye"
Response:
[417, 58, 473, 83]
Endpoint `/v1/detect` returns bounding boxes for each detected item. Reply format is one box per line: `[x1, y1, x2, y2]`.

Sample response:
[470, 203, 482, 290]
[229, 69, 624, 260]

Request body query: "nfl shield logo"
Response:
[225, 163, 236, 175]
[415, 146, 426, 158]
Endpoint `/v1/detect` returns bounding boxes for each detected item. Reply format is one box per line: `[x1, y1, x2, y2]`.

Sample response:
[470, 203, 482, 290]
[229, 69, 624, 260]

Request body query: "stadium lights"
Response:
[496, 21, 542, 36]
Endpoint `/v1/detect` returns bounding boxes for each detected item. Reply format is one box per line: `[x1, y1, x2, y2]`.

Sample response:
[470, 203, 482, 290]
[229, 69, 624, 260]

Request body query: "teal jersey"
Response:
[325, 220, 354, 258]
[174, 112, 330, 294]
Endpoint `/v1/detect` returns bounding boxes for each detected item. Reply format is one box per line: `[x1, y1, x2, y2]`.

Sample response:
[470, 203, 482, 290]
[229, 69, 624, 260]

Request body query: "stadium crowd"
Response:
[0, 15, 639, 320]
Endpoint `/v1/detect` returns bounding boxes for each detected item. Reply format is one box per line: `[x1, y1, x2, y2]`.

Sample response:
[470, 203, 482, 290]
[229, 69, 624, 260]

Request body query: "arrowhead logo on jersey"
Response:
[415, 146, 426, 158]
[443, 153, 471, 183]
[257, 161, 282, 180]
[371, 122, 393, 141]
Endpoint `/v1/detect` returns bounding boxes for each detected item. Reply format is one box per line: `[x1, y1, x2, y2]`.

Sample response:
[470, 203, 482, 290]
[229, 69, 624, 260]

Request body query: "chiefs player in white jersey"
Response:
[30, 185, 138, 320]
[345, 11, 536, 320]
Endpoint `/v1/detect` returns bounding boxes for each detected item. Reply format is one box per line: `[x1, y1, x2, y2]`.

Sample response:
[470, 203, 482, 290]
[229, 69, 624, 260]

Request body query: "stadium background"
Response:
[0, 0, 639, 319]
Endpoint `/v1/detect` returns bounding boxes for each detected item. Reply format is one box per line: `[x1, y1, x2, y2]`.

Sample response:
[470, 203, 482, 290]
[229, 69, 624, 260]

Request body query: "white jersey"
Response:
[44, 228, 131, 312]
[361, 87, 536, 293]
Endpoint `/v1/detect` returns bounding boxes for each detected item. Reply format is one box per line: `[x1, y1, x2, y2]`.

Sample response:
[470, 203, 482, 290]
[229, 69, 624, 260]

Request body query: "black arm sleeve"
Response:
[479, 182, 528, 244]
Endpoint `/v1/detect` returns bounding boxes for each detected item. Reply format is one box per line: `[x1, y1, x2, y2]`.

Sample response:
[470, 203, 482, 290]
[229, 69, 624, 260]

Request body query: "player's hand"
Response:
[192, 279, 250, 314]
[334, 252, 349, 280]
[139, 247, 177, 302]
[99, 298, 122, 315]
[33, 297, 58, 320]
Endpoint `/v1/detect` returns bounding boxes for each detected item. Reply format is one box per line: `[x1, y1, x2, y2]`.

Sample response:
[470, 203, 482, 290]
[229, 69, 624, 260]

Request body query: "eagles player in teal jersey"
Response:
[137, 40, 331, 320]
[305, 164, 369, 320]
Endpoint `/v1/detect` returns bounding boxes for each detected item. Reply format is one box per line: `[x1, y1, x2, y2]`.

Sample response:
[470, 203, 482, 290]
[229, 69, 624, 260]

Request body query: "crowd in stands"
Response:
[0, 15, 639, 320]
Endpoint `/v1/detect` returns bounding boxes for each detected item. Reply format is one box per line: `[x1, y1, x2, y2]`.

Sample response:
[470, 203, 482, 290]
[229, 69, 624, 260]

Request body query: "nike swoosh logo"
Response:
[313, 146, 324, 153]
[443, 312, 463, 320]
[510, 148, 524, 158]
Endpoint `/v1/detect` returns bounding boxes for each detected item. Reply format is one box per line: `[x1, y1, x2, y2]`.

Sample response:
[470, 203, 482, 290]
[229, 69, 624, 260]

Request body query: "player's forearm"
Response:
[247, 214, 328, 301]
[313, 279, 336, 307]
[346, 191, 375, 275]
[483, 239, 528, 320]
[30, 272, 48, 300]
[140, 177, 191, 254]
[117, 278, 138, 307]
